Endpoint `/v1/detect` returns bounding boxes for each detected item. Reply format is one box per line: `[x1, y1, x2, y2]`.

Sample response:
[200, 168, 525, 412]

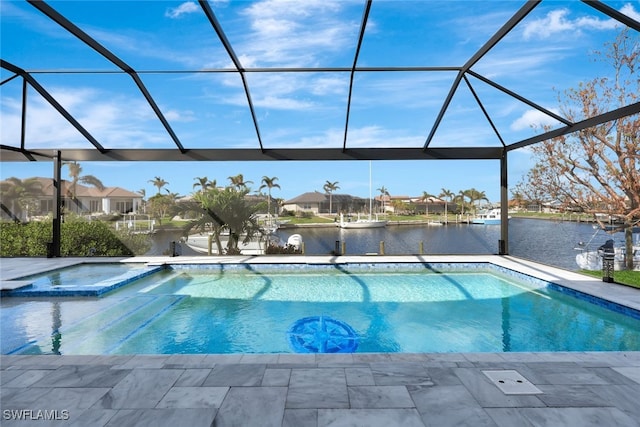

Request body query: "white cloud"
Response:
[346, 126, 420, 148]
[217, 91, 314, 110]
[621, 3, 640, 22]
[197, 0, 362, 112]
[255, 95, 314, 110]
[473, 46, 570, 79]
[218, 72, 347, 111]
[309, 76, 348, 96]
[510, 109, 561, 131]
[0, 86, 181, 149]
[522, 4, 639, 40]
[237, 0, 359, 68]
[164, 109, 196, 122]
[165, 2, 199, 19]
[523, 9, 577, 39]
[243, 0, 342, 21]
[261, 125, 423, 149]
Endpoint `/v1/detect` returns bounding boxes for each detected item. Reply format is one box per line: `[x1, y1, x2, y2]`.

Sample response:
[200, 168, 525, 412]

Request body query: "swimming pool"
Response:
[2, 262, 639, 354]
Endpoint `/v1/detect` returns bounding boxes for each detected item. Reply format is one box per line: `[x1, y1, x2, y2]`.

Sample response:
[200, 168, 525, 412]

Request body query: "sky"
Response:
[1, 0, 638, 203]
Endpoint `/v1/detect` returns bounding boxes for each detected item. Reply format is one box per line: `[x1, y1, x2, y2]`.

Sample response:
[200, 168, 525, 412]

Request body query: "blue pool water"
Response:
[2, 263, 639, 354]
[5, 263, 162, 296]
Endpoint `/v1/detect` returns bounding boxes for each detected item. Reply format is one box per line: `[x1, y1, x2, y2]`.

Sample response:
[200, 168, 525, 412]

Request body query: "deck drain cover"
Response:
[482, 370, 542, 395]
[287, 316, 358, 353]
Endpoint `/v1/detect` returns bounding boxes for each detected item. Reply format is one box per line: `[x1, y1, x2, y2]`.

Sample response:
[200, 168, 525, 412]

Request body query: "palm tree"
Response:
[228, 174, 253, 190]
[439, 188, 454, 223]
[377, 186, 389, 214]
[259, 176, 281, 219]
[420, 191, 435, 216]
[475, 189, 490, 209]
[323, 180, 340, 214]
[64, 161, 104, 213]
[188, 187, 264, 254]
[0, 177, 43, 222]
[466, 188, 489, 212]
[193, 177, 215, 193]
[456, 190, 469, 215]
[148, 176, 169, 195]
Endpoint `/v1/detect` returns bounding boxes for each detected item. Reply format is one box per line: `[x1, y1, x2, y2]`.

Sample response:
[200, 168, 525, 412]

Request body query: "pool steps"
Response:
[8, 295, 185, 355]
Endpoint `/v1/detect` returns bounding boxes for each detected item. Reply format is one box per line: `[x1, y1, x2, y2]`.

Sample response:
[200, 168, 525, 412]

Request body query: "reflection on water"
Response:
[154, 218, 622, 271]
[501, 297, 511, 352]
[51, 301, 61, 355]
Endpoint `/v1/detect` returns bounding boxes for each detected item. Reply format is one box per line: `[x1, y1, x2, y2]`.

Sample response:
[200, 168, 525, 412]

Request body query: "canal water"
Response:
[150, 218, 628, 271]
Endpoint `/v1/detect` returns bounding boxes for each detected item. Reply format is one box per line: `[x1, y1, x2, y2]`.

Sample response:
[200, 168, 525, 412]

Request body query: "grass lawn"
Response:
[510, 212, 593, 221]
[580, 269, 640, 289]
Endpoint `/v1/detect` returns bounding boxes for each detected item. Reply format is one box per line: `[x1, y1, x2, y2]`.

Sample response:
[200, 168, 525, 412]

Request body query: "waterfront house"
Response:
[1, 177, 143, 220]
[374, 194, 447, 215]
[283, 192, 366, 215]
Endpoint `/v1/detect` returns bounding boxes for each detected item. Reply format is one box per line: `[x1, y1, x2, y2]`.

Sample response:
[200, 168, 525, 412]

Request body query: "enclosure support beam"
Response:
[52, 151, 62, 258]
[500, 149, 509, 255]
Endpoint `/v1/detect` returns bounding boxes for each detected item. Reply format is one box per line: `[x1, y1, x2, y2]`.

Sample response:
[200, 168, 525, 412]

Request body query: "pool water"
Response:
[6, 263, 162, 296]
[2, 263, 640, 354]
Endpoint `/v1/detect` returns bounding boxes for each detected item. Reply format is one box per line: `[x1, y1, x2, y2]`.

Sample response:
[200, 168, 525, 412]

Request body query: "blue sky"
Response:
[1, 0, 638, 202]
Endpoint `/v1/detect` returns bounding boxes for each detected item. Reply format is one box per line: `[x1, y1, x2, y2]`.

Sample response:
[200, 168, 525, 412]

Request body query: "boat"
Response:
[338, 213, 387, 229]
[575, 228, 640, 271]
[257, 214, 290, 231]
[575, 242, 640, 271]
[337, 161, 387, 229]
[471, 208, 508, 225]
[184, 232, 302, 255]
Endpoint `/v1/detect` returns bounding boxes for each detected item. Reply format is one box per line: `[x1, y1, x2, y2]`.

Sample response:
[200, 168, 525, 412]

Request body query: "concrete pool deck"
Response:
[1, 256, 640, 426]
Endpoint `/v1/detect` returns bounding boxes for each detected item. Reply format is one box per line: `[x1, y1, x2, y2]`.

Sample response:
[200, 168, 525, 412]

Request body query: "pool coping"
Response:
[2, 351, 640, 427]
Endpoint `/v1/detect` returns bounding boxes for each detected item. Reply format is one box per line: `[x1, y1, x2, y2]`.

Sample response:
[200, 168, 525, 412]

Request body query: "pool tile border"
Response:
[546, 282, 640, 321]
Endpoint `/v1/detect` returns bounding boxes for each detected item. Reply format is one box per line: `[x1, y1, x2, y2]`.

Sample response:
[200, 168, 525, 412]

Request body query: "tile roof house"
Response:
[283, 192, 367, 215]
[1, 177, 143, 219]
[373, 194, 448, 214]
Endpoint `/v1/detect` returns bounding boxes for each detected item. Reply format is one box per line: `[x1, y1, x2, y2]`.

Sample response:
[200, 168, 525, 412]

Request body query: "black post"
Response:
[599, 240, 615, 283]
[499, 149, 509, 255]
[51, 151, 62, 257]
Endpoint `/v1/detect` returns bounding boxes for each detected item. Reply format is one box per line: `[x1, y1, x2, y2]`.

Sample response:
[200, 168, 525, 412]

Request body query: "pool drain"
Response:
[482, 370, 543, 395]
[287, 316, 358, 353]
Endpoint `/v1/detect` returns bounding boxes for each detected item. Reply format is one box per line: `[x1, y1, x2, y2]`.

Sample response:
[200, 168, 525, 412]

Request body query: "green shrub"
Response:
[0, 221, 50, 256]
[296, 211, 314, 219]
[0, 219, 151, 257]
